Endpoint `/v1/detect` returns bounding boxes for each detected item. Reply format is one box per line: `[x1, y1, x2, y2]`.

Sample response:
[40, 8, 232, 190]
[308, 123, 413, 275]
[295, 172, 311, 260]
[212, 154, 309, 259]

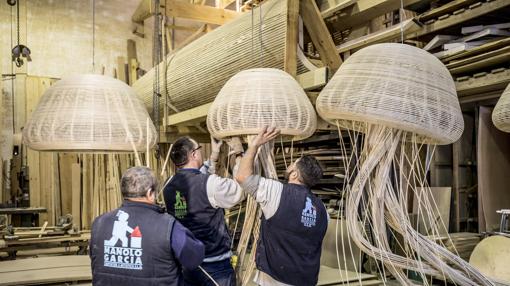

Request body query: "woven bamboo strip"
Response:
[207, 68, 317, 140]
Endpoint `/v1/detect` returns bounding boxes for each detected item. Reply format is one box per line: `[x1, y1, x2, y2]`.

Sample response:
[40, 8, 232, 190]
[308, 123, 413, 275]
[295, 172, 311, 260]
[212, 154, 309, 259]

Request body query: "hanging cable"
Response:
[10, 2, 15, 132]
[400, 0, 404, 44]
[152, 0, 162, 145]
[16, 0, 20, 48]
[92, 0, 95, 72]
[258, 2, 263, 67]
[251, 4, 254, 60]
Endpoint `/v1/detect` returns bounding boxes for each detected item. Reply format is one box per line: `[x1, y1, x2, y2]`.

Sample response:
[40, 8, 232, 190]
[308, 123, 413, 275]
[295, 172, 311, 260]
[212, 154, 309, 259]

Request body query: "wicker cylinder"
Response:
[133, 0, 311, 121]
[207, 68, 317, 140]
[23, 74, 157, 152]
[316, 43, 463, 145]
[492, 84, 510, 132]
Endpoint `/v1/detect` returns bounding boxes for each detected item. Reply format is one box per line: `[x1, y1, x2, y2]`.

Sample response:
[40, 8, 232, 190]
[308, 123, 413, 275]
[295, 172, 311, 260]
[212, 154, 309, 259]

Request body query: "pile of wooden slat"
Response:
[0, 255, 91, 286]
[0, 232, 90, 257]
[274, 133, 351, 188]
[425, 24, 510, 78]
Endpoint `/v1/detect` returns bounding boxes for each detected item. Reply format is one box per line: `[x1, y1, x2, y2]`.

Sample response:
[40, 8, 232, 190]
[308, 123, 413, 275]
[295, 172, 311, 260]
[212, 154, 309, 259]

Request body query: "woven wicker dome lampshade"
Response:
[207, 68, 317, 140]
[316, 43, 463, 145]
[492, 84, 510, 132]
[23, 74, 157, 152]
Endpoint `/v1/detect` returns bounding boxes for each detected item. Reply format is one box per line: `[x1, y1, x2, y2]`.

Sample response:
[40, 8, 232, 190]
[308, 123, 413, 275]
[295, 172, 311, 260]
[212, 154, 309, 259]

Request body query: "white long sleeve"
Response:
[241, 175, 283, 220]
[206, 175, 246, 209]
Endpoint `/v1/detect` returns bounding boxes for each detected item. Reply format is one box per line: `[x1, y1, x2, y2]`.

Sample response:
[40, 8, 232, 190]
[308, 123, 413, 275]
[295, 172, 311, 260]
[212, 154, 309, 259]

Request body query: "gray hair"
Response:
[120, 166, 158, 198]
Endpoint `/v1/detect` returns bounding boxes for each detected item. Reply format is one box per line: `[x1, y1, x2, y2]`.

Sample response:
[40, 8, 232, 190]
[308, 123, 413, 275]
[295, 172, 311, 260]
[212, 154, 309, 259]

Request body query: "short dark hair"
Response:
[295, 155, 323, 187]
[170, 137, 195, 166]
[121, 166, 158, 198]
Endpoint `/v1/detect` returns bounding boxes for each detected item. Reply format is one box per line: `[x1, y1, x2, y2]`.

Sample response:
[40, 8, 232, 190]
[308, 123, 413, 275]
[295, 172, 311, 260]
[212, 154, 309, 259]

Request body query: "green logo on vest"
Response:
[174, 191, 187, 219]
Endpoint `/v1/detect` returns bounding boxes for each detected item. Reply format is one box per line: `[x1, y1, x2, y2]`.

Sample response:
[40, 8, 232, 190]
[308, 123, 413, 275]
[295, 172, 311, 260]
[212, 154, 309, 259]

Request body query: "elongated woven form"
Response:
[207, 68, 317, 140]
[492, 84, 510, 132]
[317, 43, 463, 145]
[23, 74, 157, 152]
[133, 0, 310, 121]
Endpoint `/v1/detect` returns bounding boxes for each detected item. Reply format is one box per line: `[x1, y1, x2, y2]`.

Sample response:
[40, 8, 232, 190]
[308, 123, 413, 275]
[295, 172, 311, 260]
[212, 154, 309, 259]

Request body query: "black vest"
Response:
[256, 184, 328, 286]
[163, 169, 231, 259]
[90, 201, 180, 286]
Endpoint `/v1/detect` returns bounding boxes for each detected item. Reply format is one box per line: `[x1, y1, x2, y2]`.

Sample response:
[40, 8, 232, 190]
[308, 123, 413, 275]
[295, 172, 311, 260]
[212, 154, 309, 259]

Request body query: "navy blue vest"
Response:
[256, 184, 328, 286]
[163, 169, 231, 259]
[90, 201, 180, 286]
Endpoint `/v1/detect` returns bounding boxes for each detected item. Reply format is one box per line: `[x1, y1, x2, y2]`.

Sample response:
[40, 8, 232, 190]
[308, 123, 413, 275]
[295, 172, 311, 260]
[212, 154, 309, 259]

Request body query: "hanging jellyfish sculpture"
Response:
[492, 83, 510, 132]
[316, 43, 494, 286]
[207, 68, 317, 285]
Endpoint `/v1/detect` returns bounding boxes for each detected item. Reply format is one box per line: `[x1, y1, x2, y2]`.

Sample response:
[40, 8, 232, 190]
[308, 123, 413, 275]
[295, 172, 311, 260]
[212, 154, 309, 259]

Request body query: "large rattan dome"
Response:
[23, 74, 157, 152]
[316, 43, 463, 145]
[207, 68, 317, 140]
[492, 84, 510, 132]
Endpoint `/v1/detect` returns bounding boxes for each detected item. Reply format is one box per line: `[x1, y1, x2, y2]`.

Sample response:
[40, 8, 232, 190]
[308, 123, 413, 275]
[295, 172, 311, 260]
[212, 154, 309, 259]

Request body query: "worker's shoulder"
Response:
[90, 208, 118, 227]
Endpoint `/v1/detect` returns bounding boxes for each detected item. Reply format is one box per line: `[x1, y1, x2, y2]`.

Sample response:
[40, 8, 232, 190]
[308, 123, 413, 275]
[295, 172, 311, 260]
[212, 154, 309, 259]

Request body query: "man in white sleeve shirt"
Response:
[163, 136, 244, 286]
[235, 127, 328, 286]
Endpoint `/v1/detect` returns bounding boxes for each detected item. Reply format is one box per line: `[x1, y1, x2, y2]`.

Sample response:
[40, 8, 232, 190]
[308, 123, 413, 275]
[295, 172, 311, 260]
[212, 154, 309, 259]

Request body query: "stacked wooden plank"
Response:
[274, 133, 350, 188]
[0, 255, 91, 286]
[429, 26, 510, 77]
[0, 232, 90, 255]
[418, 21, 510, 102]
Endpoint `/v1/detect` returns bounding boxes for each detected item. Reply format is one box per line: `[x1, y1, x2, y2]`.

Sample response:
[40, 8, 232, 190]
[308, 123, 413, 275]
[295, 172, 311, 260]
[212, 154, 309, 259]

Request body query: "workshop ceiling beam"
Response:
[132, 0, 155, 23]
[165, 0, 241, 25]
[217, 0, 237, 9]
[132, 0, 242, 25]
[301, 0, 342, 72]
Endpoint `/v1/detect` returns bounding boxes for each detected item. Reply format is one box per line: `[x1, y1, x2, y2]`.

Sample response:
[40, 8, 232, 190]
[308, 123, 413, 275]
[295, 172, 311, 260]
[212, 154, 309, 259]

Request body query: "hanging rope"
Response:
[92, 0, 96, 72]
[258, 2, 263, 67]
[152, 0, 162, 145]
[399, 0, 404, 44]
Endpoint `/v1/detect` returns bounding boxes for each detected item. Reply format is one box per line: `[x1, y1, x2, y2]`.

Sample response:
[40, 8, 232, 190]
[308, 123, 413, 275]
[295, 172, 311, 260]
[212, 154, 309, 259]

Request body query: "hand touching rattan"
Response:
[249, 126, 281, 148]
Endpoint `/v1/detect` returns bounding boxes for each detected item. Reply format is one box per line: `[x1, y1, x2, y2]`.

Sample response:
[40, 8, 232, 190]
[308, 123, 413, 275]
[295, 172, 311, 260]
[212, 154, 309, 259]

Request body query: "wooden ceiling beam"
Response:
[301, 0, 342, 72]
[132, 0, 241, 25]
[132, 0, 155, 23]
[165, 0, 242, 25]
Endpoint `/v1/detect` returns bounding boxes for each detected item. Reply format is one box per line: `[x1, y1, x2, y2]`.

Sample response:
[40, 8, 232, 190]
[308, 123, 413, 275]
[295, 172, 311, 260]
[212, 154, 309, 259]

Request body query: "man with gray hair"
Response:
[90, 166, 205, 286]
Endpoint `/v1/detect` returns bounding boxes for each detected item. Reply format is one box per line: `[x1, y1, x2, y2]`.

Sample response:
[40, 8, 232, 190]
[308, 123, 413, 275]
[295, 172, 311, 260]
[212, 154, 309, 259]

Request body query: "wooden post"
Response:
[117, 57, 127, 83]
[300, 0, 342, 72]
[129, 59, 139, 86]
[71, 162, 81, 230]
[127, 40, 138, 85]
[453, 141, 460, 232]
[284, 0, 299, 77]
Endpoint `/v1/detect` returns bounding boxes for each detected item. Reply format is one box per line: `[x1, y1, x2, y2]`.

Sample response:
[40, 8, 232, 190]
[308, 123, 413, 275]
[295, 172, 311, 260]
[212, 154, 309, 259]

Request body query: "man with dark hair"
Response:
[90, 166, 205, 286]
[163, 136, 244, 286]
[236, 127, 328, 286]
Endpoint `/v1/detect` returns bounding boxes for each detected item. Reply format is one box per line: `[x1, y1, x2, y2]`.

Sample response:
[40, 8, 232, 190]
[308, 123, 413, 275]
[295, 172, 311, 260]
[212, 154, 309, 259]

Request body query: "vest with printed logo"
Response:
[163, 169, 231, 259]
[90, 201, 180, 286]
[256, 183, 328, 286]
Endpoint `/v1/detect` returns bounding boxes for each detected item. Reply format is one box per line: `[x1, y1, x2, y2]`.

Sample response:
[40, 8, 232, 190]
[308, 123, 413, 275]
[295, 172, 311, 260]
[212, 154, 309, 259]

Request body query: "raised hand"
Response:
[250, 126, 281, 148]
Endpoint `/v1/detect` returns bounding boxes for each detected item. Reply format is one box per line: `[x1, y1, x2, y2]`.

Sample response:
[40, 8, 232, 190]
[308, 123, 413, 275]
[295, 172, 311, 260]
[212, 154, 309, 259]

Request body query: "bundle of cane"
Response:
[207, 68, 316, 285]
[316, 43, 493, 285]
